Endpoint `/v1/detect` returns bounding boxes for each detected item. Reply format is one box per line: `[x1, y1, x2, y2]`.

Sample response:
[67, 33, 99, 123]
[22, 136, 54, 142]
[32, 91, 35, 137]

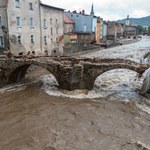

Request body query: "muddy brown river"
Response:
[0, 36, 150, 150]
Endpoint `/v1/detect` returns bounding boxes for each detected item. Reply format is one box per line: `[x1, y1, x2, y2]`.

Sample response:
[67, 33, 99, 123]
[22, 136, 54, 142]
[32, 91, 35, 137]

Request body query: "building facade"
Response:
[65, 11, 96, 33]
[96, 17, 103, 44]
[40, 4, 64, 56]
[0, 0, 7, 52]
[0, 0, 64, 56]
[0, 0, 41, 55]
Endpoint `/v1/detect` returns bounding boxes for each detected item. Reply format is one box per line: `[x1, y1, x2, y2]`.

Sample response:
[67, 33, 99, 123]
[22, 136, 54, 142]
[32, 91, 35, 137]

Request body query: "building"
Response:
[65, 11, 96, 33]
[64, 15, 74, 34]
[102, 21, 107, 42]
[64, 4, 97, 44]
[107, 21, 117, 41]
[0, 0, 64, 56]
[116, 23, 124, 38]
[96, 17, 103, 44]
[0, 0, 41, 55]
[64, 15, 77, 44]
[40, 3, 64, 56]
[0, 0, 7, 53]
[124, 15, 137, 37]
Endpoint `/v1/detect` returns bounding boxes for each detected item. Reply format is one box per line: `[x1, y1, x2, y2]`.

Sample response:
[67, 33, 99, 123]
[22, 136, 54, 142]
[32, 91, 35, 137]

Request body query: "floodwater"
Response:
[0, 36, 150, 150]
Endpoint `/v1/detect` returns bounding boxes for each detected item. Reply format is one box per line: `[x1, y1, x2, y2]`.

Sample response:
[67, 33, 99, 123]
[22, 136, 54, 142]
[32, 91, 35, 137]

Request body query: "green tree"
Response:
[136, 25, 144, 34]
[148, 26, 150, 34]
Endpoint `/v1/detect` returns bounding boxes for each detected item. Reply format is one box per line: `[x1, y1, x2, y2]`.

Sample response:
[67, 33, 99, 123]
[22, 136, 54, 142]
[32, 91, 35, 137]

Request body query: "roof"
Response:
[40, 3, 64, 11]
[64, 16, 74, 24]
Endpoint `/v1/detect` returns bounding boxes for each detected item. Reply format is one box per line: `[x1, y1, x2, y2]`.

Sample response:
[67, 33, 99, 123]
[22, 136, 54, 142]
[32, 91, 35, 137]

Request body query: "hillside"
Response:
[117, 16, 150, 26]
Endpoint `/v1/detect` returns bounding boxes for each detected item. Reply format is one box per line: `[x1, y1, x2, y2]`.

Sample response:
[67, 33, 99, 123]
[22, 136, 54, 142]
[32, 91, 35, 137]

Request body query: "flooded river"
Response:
[0, 36, 150, 150]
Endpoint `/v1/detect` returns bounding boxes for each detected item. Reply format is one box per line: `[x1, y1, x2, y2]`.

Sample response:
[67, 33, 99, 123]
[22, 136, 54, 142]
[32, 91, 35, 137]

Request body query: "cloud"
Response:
[132, 9, 149, 18]
[41, 0, 150, 20]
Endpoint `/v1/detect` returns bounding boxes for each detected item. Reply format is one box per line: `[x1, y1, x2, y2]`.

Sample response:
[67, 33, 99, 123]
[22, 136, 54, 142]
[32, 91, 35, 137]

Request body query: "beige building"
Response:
[0, 0, 8, 53]
[0, 0, 41, 55]
[40, 4, 64, 56]
[0, 0, 64, 56]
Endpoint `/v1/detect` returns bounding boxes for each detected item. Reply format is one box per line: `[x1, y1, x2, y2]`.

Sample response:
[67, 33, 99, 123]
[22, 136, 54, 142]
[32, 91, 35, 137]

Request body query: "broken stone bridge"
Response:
[0, 56, 149, 90]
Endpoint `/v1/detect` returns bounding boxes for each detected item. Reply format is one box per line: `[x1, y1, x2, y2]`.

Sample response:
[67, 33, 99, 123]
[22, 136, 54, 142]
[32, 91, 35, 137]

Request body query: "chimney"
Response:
[82, 10, 85, 14]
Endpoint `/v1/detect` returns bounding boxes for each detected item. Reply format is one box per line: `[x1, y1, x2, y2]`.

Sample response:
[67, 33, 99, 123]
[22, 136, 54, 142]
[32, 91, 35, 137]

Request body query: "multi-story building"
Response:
[0, 0, 7, 53]
[96, 17, 103, 44]
[64, 15, 77, 44]
[64, 4, 97, 44]
[0, 0, 41, 55]
[0, 0, 64, 56]
[40, 4, 64, 56]
[65, 10, 96, 33]
[64, 15, 74, 34]
[107, 21, 117, 41]
[102, 21, 107, 42]
[124, 15, 137, 37]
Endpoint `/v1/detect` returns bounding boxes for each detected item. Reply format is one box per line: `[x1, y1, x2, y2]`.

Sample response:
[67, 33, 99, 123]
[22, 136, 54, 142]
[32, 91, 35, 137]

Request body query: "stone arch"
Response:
[82, 63, 143, 90]
[7, 62, 60, 86]
[94, 68, 139, 89]
[9, 64, 31, 83]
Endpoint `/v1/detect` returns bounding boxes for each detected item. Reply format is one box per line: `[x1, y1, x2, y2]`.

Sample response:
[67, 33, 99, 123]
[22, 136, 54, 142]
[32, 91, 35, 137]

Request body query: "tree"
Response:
[136, 25, 144, 34]
[148, 26, 150, 35]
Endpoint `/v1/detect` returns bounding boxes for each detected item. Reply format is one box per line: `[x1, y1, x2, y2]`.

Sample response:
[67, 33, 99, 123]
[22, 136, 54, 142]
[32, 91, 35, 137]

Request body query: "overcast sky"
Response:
[41, 0, 150, 21]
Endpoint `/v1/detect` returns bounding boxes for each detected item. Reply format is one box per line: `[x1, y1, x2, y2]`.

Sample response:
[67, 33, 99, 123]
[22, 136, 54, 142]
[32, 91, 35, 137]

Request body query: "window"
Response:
[15, 0, 20, 8]
[51, 38, 53, 43]
[44, 36, 47, 45]
[50, 18, 53, 25]
[16, 17, 21, 27]
[56, 19, 58, 25]
[31, 35, 35, 43]
[0, 16, 2, 27]
[51, 28, 53, 35]
[56, 27, 59, 34]
[30, 18, 34, 27]
[0, 36, 4, 47]
[18, 35, 22, 45]
[29, 3, 33, 10]
[43, 19, 47, 28]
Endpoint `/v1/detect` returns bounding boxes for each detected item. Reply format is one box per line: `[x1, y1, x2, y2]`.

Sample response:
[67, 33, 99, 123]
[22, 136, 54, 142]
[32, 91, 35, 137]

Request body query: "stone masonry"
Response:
[0, 56, 149, 90]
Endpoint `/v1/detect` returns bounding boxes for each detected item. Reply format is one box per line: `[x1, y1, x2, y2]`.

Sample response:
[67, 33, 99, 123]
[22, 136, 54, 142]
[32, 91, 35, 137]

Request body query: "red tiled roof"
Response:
[64, 15, 74, 24]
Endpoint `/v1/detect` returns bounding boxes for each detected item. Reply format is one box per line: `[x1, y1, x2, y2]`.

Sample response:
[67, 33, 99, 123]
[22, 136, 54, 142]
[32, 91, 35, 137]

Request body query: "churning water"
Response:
[0, 36, 150, 150]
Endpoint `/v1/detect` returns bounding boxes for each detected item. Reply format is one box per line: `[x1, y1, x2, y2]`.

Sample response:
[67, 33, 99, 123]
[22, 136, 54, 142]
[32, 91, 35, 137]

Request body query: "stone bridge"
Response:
[0, 56, 150, 90]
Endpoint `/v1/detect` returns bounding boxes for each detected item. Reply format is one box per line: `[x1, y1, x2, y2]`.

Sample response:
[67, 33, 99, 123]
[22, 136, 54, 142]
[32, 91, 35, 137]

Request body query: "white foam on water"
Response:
[40, 69, 143, 100]
[0, 84, 26, 93]
[136, 103, 150, 115]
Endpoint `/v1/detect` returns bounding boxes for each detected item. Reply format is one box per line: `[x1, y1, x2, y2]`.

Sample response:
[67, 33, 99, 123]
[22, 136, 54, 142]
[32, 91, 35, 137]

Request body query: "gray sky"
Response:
[41, 0, 150, 21]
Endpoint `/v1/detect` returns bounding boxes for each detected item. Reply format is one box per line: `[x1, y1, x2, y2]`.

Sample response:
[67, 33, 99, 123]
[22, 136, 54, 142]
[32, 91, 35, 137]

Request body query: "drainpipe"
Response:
[39, 1, 42, 54]
[3, 0, 10, 53]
